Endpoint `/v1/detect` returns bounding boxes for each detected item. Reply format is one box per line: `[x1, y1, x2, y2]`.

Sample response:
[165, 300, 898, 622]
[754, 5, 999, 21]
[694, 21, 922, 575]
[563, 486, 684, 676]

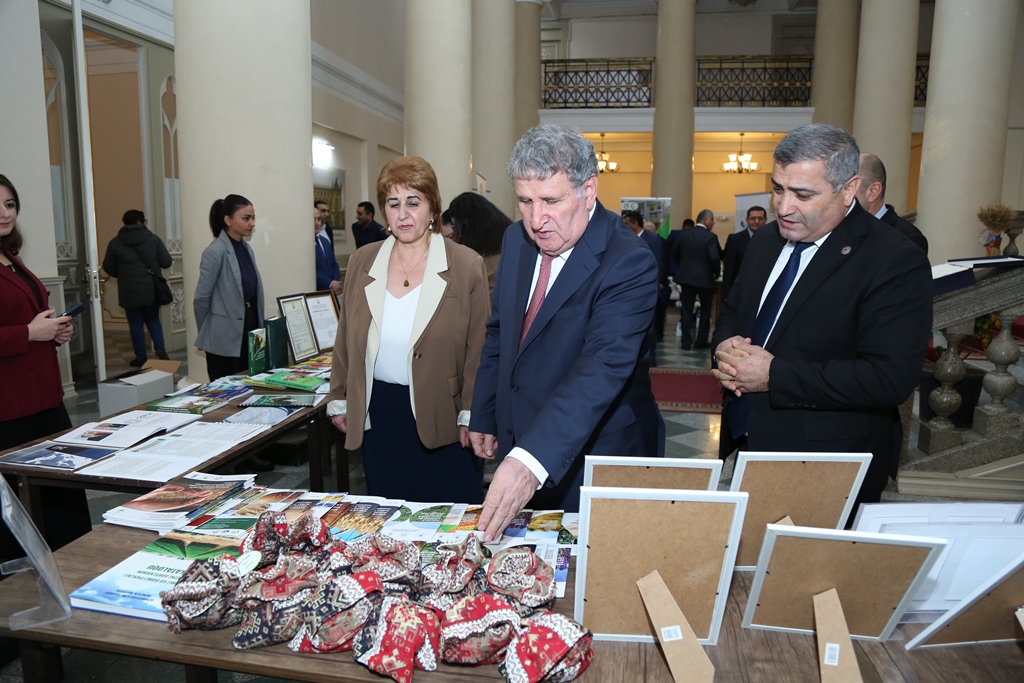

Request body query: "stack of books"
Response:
[102, 471, 256, 533]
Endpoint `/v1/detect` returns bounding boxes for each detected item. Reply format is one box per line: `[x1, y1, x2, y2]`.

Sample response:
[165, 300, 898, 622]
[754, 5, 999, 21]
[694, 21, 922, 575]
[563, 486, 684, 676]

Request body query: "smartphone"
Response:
[57, 302, 85, 318]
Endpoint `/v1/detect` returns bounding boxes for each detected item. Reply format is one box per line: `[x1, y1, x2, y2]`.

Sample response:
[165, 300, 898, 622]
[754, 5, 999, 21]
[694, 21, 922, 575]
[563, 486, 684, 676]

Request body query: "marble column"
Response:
[916, 0, 1020, 264]
[651, 0, 696, 226]
[175, 0, 313, 383]
[811, 0, 860, 131]
[514, 0, 543, 138]
[473, 0, 517, 217]
[405, 0, 473, 209]
[852, 0, 919, 215]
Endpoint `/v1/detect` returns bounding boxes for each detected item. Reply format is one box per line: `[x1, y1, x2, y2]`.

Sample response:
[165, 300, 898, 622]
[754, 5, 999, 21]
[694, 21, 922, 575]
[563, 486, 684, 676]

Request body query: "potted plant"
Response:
[977, 203, 1017, 256]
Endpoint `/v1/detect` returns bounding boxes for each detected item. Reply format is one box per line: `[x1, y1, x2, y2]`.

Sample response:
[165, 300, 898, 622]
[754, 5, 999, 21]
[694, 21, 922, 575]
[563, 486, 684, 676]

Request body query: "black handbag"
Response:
[151, 270, 173, 305]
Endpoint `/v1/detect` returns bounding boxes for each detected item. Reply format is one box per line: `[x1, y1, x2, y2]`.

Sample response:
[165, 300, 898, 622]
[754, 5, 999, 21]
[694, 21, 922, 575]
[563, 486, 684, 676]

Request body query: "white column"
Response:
[916, 0, 1021, 264]
[515, 0, 543, 138]
[405, 0, 473, 209]
[852, 0, 919, 214]
[175, 0, 313, 382]
[811, 0, 860, 131]
[651, 0, 696, 226]
[473, 0, 517, 217]
[0, 2, 57, 279]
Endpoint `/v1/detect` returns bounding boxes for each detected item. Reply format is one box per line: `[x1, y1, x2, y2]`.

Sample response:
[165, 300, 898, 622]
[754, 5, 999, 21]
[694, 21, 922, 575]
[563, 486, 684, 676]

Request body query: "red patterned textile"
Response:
[289, 571, 383, 653]
[161, 554, 244, 632]
[419, 534, 487, 614]
[499, 610, 594, 683]
[440, 592, 520, 665]
[353, 595, 441, 682]
[486, 547, 556, 608]
[344, 534, 421, 586]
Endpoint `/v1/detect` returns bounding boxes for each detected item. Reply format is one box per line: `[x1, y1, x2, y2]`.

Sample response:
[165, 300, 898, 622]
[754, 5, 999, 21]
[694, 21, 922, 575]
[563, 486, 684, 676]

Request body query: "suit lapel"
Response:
[740, 229, 786, 329]
[410, 235, 448, 347]
[219, 232, 244, 295]
[0, 253, 45, 311]
[765, 208, 868, 349]
[364, 239, 391, 333]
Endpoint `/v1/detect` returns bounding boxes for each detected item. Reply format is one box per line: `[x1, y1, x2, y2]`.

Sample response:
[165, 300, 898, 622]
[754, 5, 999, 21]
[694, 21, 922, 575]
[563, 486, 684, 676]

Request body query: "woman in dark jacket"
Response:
[102, 210, 173, 367]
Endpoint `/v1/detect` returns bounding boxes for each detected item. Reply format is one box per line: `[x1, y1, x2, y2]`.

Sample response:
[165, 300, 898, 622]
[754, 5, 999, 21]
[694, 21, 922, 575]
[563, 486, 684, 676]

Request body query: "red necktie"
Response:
[520, 252, 555, 347]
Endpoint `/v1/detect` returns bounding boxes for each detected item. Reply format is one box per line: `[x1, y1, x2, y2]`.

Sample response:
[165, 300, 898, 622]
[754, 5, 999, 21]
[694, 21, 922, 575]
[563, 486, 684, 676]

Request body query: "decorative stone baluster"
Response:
[918, 328, 968, 453]
[974, 307, 1024, 435]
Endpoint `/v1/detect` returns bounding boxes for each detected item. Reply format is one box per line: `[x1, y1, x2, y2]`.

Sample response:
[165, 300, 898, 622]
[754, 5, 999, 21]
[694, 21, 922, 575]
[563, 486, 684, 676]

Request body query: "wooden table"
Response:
[0, 397, 334, 536]
[2, 524, 1022, 682]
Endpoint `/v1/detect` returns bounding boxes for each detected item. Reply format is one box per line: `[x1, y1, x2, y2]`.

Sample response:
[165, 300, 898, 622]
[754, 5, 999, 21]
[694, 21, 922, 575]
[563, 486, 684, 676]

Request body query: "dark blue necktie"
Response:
[726, 241, 813, 439]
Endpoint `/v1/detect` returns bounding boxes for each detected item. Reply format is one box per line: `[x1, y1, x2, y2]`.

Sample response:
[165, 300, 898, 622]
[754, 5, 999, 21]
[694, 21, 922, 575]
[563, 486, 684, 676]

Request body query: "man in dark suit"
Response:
[665, 218, 694, 282]
[624, 210, 667, 348]
[352, 201, 387, 247]
[314, 207, 341, 294]
[856, 153, 929, 255]
[721, 205, 767, 304]
[470, 124, 663, 539]
[672, 209, 721, 349]
[315, 200, 334, 243]
[712, 124, 932, 508]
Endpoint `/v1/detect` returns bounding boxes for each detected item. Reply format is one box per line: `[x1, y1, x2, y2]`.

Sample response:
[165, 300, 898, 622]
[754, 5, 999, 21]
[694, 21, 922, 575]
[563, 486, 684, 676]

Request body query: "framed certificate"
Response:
[276, 294, 318, 362]
[304, 290, 340, 354]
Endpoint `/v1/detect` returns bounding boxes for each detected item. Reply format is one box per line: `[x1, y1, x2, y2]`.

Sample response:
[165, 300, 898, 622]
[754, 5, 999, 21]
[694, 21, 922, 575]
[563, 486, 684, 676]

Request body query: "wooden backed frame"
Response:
[583, 455, 722, 491]
[743, 523, 947, 641]
[729, 451, 870, 570]
[575, 486, 747, 645]
[905, 550, 1024, 650]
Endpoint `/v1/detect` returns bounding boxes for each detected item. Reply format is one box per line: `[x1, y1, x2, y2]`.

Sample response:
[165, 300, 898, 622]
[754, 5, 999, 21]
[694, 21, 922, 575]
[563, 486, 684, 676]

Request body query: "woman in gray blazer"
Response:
[193, 194, 265, 381]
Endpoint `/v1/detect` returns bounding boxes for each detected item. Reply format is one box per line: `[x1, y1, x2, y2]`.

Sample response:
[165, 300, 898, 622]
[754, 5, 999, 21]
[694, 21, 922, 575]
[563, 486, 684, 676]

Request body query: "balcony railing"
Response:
[542, 56, 930, 109]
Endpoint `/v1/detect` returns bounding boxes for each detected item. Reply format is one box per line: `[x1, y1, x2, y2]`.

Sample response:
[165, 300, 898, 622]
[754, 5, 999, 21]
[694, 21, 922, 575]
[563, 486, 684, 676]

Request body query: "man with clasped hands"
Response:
[469, 124, 663, 541]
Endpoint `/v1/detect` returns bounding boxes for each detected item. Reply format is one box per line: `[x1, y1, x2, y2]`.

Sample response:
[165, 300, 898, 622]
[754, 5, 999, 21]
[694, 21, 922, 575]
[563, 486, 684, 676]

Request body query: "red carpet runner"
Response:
[649, 367, 723, 414]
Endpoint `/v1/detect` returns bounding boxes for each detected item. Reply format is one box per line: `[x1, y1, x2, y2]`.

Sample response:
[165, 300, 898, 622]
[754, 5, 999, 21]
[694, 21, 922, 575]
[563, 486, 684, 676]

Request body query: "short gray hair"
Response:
[508, 124, 598, 195]
[774, 123, 860, 192]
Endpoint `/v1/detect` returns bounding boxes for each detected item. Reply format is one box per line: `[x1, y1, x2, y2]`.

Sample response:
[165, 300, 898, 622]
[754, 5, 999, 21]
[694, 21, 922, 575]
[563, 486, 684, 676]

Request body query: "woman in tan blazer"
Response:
[327, 157, 490, 503]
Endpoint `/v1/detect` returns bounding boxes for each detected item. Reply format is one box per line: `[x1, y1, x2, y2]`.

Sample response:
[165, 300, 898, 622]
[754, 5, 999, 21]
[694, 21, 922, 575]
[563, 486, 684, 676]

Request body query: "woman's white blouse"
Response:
[372, 285, 421, 385]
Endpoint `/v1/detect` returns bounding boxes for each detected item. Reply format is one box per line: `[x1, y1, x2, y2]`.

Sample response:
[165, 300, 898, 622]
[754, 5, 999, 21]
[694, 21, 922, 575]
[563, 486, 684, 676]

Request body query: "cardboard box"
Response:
[98, 360, 181, 417]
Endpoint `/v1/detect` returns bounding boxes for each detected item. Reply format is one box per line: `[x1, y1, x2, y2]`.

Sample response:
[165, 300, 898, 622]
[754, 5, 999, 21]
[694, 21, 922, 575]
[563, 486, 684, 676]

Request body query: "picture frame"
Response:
[728, 451, 871, 570]
[575, 486, 747, 645]
[276, 294, 319, 362]
[304, 290, 340, 354]
[743, 523, 946, 641]
[583, 455, 722, 491]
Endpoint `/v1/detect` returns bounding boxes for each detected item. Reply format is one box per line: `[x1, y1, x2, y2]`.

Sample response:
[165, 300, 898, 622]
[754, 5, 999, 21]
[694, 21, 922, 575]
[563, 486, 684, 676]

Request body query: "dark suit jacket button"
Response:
[413, 352, 422, 359]
[506, 428, 512, 435]
[511, 385, 520, 392]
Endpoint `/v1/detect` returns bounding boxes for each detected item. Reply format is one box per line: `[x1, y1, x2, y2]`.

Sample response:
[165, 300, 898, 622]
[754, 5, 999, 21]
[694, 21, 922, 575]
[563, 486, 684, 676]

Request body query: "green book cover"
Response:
[264, 316, 290, 369]
[264, 370, 326, 392]
[247, 328, 268, 375]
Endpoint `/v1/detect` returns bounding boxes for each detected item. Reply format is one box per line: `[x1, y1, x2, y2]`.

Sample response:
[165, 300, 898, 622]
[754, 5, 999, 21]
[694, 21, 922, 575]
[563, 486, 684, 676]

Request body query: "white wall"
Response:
[311, 0, 404, 93]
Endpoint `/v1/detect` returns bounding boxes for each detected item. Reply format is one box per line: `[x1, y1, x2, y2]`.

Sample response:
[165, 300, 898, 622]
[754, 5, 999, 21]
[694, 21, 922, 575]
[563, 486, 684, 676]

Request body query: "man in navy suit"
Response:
[712, 124, 932, 508]
[470, 125, 663, 539]
[314, 207, 341, 294]
[856, 153, 929, 256]
[672, 209, 721, 349]
[624, 210, 667, 348]
[721, 205, 767, 304]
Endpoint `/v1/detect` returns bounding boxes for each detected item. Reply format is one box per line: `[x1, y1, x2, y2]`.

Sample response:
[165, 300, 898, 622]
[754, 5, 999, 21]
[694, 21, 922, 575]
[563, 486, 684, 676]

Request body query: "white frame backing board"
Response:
[852, 502, 1024, 532]
[744, 523, 947, 641]
[905, 550, 1024, 650]
[584, 455, 722, 491]
[575, 486, 747, 645]
[729, 451, 870, 570]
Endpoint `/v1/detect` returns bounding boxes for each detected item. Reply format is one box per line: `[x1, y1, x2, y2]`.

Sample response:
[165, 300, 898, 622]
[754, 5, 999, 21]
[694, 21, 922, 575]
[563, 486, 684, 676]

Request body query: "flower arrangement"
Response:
[978, 203, 1017, 255]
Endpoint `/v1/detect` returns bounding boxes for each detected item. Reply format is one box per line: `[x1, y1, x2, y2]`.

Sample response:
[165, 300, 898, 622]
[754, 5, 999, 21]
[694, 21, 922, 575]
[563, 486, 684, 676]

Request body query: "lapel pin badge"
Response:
[841, 246, 852, 255]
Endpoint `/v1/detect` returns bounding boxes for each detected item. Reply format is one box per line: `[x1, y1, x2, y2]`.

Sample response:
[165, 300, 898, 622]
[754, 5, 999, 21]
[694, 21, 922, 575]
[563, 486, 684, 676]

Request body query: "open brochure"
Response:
[76, 422, 270, 482]
[53, 411, 201, 449]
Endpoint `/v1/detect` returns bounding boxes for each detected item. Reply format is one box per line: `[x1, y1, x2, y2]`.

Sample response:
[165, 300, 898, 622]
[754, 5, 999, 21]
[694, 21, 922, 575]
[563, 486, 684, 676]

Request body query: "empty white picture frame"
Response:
[583, 455, 722, 491]
[905, 550, 1024, 650]
[729, 451, 871, 570]
[575, 486, 747, 645]
[743, 523, 947, 641]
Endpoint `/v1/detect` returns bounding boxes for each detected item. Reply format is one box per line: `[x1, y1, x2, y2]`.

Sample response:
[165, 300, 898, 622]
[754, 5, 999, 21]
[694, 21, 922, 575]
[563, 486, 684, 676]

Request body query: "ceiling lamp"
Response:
[722, 132, 758, 173]
[596, 133, 619, 173]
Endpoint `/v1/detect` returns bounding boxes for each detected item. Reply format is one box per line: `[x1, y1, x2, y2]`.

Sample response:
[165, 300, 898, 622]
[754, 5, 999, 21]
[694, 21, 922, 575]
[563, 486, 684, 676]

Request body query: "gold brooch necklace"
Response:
[396, 240, 429, 287]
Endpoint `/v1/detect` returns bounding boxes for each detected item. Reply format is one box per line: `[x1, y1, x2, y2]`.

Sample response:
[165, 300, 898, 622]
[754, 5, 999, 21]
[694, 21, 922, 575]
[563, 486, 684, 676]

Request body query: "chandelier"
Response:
[722, 132, 758, 173]
[596, 133, 619, 173]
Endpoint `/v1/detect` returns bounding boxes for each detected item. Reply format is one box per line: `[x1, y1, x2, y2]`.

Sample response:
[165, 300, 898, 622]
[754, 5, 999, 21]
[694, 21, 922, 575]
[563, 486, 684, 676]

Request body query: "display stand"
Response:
[637, 570, 714, 683]
[729, 451, 870, 570]
[584, 455, 722, 491]
[0, 477, 71, 630]
[575, 486, 747, 644]
[743, 523, 946, 641]
[813, 588, 863, 683]
[905, 550, 1024, 650]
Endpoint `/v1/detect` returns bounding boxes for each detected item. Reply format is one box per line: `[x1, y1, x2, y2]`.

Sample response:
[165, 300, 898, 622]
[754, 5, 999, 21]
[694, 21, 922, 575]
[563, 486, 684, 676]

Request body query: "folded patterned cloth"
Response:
[241, 511, 331, 567]
[232, 553, 320, 649]
[500, 611, 594, 683]
[419, 535, 488, 614]
[486, 547, 556, 608]
[440, 592, 521, 665]
[344, 534, 421, 587]
[353, 594, 441, 683]
[289, 571, 383, 653]
[161, 555, 245, 633]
